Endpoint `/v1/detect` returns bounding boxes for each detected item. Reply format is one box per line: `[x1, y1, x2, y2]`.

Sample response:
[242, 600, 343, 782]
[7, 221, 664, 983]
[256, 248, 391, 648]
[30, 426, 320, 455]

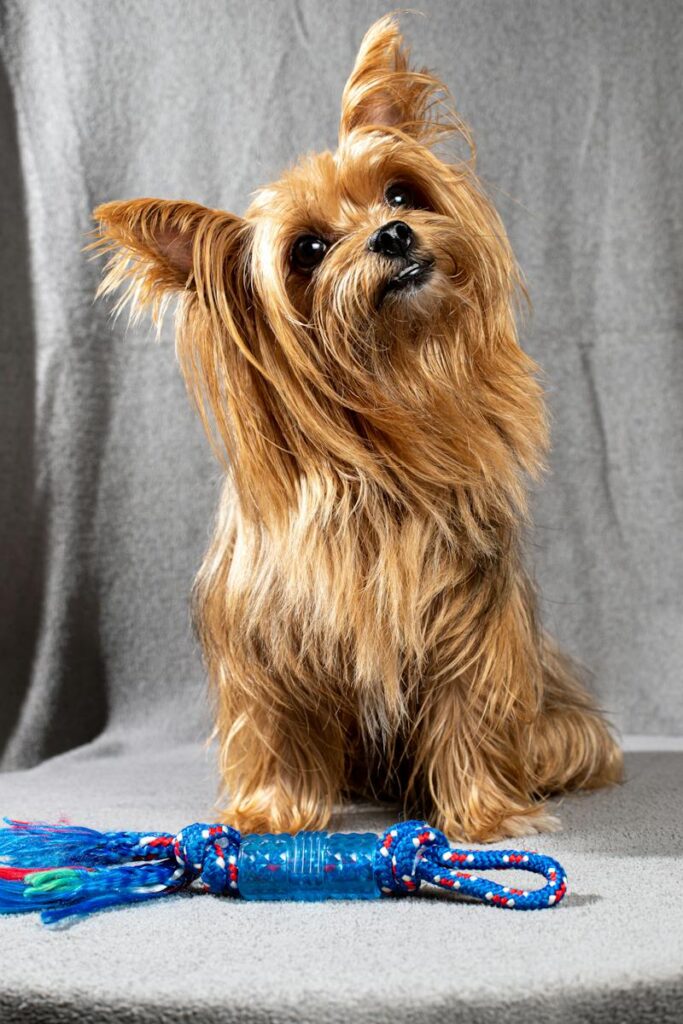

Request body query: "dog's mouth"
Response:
[380, 258, 434, 303]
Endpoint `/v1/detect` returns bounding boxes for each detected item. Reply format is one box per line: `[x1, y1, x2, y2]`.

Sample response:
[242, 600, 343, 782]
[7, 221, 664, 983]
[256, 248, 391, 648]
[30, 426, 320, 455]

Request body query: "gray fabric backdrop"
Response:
[1, 0, 682, 774]
[1, 5, 682, 1023]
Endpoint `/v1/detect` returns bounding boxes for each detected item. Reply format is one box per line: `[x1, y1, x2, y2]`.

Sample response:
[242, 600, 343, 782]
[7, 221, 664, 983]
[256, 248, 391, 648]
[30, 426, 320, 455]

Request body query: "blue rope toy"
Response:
[0, 818, 567, 924]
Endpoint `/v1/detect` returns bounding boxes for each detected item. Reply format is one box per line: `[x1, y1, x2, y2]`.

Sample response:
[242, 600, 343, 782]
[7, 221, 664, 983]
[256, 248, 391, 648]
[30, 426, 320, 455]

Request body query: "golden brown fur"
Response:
[91, 16, 622, 840]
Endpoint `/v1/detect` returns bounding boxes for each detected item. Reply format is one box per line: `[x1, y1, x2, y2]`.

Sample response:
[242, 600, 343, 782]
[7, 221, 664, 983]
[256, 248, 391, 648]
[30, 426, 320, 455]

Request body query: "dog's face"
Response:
[95, 16, 544, 523]
[230, 16, 518, 382]
[250, 136, 481, 355]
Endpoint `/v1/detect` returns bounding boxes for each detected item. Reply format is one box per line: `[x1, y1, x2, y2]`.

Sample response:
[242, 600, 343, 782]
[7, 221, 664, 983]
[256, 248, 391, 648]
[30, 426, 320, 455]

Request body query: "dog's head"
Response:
[94, 16, 545, 527]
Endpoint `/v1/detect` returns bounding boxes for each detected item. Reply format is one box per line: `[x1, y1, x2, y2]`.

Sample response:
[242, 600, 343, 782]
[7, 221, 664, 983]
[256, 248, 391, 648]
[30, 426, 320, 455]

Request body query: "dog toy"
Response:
[0, 818, 567, 923]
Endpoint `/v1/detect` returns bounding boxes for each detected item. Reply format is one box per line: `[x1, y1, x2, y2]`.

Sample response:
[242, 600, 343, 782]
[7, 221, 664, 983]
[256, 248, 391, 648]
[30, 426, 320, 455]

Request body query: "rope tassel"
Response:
[0, 818, 567, 924]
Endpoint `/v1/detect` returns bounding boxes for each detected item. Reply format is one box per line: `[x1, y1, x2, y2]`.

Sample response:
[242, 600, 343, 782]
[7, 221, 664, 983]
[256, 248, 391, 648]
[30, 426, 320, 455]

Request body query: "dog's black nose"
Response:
[368, 220, 414, 259]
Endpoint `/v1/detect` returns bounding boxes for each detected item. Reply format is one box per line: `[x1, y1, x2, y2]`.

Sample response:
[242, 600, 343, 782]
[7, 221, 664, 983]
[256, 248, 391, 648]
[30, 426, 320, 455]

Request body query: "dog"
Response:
[92, 15, 622, 840]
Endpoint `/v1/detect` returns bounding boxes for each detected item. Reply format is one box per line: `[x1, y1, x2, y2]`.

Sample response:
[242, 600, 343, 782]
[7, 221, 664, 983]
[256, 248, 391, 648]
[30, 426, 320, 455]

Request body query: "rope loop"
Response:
[377, 820, 568, 910]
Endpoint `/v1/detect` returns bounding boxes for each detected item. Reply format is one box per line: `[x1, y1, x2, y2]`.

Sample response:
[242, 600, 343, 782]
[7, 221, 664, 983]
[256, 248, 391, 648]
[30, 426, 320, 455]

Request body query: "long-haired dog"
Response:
[93, 15, 622, 840]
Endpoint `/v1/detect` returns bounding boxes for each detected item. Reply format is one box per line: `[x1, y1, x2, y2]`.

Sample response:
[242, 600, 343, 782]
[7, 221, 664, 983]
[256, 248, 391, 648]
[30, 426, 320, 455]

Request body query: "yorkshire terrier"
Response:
[93, 15, 622, 840]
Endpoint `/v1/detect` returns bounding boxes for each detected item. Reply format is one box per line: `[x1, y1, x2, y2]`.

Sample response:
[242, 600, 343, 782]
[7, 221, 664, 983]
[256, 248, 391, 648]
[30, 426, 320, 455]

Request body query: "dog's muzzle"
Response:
[369, 220, 433, 302]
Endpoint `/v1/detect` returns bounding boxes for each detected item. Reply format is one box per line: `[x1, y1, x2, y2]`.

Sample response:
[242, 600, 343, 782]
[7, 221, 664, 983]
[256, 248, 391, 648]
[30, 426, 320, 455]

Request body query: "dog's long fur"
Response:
[92, 16, 622, 840]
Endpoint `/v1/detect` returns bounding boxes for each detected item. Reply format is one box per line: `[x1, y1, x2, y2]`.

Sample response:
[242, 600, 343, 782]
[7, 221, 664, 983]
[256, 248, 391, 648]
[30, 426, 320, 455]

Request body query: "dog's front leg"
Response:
[407, 576, 559, 842]
[216, 690, 346, 834]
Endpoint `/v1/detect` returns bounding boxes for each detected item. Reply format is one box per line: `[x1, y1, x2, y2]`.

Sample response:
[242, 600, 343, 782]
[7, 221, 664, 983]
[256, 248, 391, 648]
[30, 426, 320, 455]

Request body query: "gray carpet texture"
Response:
[1, 0, 682, 1021]
[0, 743, 682, 1024]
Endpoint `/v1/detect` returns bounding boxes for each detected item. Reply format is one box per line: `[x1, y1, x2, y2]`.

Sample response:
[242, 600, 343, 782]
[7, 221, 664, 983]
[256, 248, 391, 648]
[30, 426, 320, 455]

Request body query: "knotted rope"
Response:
[375, 822, 566, 909]
[0, 818, 566, 924]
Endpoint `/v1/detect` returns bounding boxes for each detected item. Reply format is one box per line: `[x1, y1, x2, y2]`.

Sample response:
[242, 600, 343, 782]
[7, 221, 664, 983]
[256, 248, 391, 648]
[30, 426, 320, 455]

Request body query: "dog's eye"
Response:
[291, 235, 328, 272]
[385, 182, 417, 210]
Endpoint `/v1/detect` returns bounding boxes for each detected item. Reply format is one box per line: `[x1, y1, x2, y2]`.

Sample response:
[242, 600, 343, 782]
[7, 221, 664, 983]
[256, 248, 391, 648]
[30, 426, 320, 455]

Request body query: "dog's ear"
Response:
[91, 198, 246, 320]
[339, 15, 446, 142]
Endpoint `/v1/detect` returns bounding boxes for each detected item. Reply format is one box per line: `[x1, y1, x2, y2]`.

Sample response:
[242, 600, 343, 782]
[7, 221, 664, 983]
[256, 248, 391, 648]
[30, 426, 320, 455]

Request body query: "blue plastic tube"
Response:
[237, 830, 380, 901]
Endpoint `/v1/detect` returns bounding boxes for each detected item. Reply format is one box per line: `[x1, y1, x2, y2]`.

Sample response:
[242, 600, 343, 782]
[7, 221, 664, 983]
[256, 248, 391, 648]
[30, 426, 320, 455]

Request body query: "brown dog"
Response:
[93, 15, 622, 840]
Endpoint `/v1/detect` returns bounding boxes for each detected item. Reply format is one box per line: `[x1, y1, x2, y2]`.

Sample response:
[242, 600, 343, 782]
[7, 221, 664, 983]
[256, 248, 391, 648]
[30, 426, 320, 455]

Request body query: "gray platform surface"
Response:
[0, 741, 681, 1024]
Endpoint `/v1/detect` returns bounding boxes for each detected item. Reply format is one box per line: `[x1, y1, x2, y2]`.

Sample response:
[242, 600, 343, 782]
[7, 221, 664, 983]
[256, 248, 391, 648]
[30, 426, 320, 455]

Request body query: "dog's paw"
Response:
[434, 803, 562, 843]
[492, 807, 562, 841]
[221, 793, 331, 835]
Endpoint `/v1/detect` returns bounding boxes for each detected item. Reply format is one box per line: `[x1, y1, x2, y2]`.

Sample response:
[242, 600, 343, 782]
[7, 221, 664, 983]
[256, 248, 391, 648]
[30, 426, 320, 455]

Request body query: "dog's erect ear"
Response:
[92, 198, 246, 319]
[339, 15, 447, 142]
